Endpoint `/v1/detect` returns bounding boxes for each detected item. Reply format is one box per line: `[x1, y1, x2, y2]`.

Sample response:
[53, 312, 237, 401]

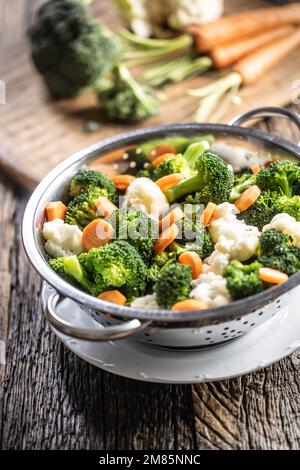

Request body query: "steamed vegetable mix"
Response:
[44, 135, 300, 311]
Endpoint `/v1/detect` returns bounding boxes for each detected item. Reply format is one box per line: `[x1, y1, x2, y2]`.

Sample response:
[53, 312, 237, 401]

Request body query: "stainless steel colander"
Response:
[22, 107, 300, 349]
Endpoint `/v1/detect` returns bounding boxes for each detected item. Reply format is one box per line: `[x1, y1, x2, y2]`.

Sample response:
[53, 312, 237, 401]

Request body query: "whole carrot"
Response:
[190, 3, 300, 51]
[235, 28, 300, 85]
[211, 26, 294, 69]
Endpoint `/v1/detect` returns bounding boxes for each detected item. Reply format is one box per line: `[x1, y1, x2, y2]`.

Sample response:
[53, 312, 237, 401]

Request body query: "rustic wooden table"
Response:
[1, 112, 300, 450]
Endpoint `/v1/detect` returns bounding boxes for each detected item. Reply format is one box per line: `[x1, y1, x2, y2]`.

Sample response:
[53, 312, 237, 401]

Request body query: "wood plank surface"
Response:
[0, 0, 300, 190]
[1, 110, 300, 450]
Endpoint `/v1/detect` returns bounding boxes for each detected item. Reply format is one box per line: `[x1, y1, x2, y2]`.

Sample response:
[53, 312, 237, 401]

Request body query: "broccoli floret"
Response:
[29, 0, 120, 98]
[256, 160, 300, 197]
[107, 208, 158, 264]
[239, 191, 300, 230]
[153, 154, 193, 180]
[78, 240, 148, 299]
[165, 151, 234, 204]
[98, 64, 159, 122]
[234, 170, 253, 185]
[258, 229, 300, 275]
[154, 263, 192, 309]
[229, 174, 256, 202]
[65, 186, 108, 228]
[69, 169, 116, 201]
[224, 260, 264, 300]
[147, 252, 177, 286]
[171, 218, 214, 259]
[49, 256, 98, 295]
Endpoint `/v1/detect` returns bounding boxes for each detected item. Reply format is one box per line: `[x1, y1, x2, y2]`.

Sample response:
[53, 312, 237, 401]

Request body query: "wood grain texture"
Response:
[1, 111, 300, 450]
[0, 0, 300, 189]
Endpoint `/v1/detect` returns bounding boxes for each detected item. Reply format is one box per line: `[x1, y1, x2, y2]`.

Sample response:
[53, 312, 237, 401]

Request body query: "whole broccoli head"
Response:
[239, 190, 300, 230]
[29, 0, 120, 98]
[256, 160, 300, 197]
[172, 218, 214, 259]
[258, 229, 300, 275]
[153, 154, 193, 180]
[78, 240, 148, 299]
[224, 260, 264, 300]
[65, 186, 109, 228]
[155, 262, 192, 309]
[165, 151, 234, 204]
[69, 169, 116, 201]
[49, 256, 99, 296]
[98, 64, 159, 122]
[107, 208, 158, 264]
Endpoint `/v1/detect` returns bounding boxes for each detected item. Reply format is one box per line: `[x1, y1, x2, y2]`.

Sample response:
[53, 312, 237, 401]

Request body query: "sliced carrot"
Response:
[155, 173, 184, 192]
[200, 202, 217, 226]
[151, 153, 175, 169]
[148, 144, 176, 161]
[82, 219, 114, 252]
[98, 290, 127, 305]
[251, 164, 261, 175]
[178, 251, 203, 280]
[171, 299, 208, 311]
[259, 267, 288, 285]
[235, 185, 261, 212]
[159, 207, 184, 231]
[45, 201, 67, 221]
[111, 174, 136, 191]
[95, 197, 118, 218]
[154, 223, 179, 255]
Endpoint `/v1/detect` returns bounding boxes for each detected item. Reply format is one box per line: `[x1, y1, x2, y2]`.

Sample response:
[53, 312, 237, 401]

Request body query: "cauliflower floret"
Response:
[123, 177, 169, 219]
[263, 213, 300, 248]
[215, 223, 260, 262]
[131, 294, 160, 310]
[209, 203, 239, 242]
[190, 272, 230, 308]
[202, 250, 230, 275]
[43, 219, 83, 258]
[209, 203, 259, 261]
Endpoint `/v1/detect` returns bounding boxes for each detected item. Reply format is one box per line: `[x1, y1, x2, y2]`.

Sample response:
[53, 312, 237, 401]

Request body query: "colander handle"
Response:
[229, 106, 300, 134]
[45, 292, 151, 341]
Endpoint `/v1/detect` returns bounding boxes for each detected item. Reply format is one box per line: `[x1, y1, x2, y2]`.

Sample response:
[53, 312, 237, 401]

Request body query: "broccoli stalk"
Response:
[224, 260, 264, 300]
[63, 256, 97, 295]
[165, 151, 234, 204]
[229, 174, 256, 202]
[29, 0, 120, 98]
[154, 263, 192, 309]
[98, 64, 159, 122]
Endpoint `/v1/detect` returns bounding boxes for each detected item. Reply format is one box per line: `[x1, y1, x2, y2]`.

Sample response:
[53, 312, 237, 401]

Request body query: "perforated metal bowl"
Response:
[22, 107, 300, 349]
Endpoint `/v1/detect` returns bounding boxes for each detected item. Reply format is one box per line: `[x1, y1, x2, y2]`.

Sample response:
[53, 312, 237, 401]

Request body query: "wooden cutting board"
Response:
[1, 0, 299, 190]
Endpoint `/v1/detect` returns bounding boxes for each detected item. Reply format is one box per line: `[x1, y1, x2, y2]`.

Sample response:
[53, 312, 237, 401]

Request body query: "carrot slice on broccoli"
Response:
[82, 219, 114, 252]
